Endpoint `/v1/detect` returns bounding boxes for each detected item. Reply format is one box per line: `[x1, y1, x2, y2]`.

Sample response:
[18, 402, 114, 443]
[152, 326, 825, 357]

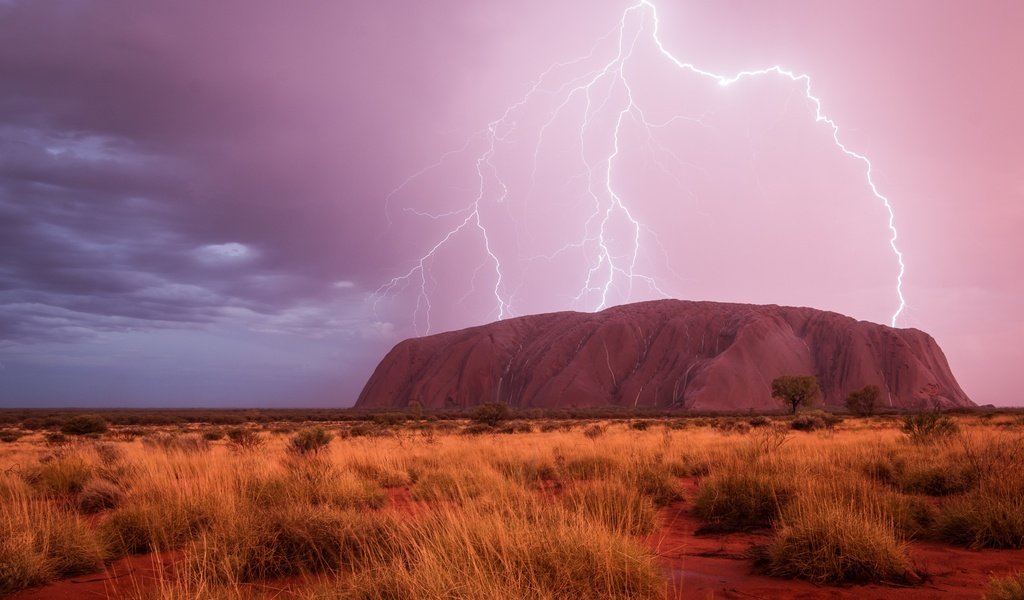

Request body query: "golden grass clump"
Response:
[934, 476, 1024, 548]
[77, 478, 124, 513]
[755, 487, 914, 584]
[23, 452, 94, 497]
[563, 479, 657, 535]
[187, 504, 402, 582]
[692, 466, 792, 531]
[318, 505, 666, 600]
[0, 492, 105, 594]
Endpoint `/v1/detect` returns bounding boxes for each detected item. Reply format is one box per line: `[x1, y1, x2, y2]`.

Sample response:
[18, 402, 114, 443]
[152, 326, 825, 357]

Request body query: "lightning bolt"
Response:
[377, 0, 908, 334]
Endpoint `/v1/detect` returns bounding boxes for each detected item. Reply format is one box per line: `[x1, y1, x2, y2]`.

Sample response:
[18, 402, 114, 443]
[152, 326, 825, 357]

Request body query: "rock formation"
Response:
[356, 300, 972, 411]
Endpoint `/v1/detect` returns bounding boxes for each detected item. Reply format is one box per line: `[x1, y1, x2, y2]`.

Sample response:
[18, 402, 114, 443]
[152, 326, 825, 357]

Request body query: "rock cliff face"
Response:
[356, 300, 972, 411]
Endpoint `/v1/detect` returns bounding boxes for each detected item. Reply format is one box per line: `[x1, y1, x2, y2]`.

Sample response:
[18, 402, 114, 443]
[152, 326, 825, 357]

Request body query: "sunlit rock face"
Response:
[356, 300, 972, 411]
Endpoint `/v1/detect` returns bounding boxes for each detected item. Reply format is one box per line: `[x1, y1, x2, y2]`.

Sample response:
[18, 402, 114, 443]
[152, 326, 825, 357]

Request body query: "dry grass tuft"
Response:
[985, 571, 1024, 600]
[755, 488, 914, 584]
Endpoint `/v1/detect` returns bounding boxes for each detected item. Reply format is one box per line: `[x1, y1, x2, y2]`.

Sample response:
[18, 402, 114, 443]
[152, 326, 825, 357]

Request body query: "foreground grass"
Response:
[0, 415, 1022, 597]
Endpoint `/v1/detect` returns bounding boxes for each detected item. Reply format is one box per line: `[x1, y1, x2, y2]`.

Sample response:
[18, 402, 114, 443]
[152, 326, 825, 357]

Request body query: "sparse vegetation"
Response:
[0, 410, 1021, 598]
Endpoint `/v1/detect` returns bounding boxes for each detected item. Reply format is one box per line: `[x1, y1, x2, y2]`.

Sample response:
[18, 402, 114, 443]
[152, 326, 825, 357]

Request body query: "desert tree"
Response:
[845, 384, 881, 416]
[770, 375, 821, 414]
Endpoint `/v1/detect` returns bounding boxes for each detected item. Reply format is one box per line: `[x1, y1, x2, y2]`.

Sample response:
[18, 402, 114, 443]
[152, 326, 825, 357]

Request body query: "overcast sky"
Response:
[1, 0, 1021, 407]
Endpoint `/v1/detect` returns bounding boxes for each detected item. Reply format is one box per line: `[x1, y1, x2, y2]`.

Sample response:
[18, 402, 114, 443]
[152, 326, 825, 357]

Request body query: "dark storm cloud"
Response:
[0, 0, 439, 347]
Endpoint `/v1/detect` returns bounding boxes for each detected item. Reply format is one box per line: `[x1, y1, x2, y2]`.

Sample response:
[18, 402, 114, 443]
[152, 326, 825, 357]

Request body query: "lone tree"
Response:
[845, 384, 881, 417]
[771, 375, 821, 414]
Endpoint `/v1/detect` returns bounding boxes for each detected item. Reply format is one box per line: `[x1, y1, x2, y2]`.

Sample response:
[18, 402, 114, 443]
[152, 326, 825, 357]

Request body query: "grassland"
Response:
[1, 410, 1023, 598]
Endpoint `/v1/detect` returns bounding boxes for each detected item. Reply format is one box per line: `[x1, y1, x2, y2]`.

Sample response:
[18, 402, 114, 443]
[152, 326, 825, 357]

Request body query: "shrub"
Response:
[61, 415, 109, 436]
[493, 458, 559, 487]
[562, 455, 617, 480]
[461, 423, 493, 436]
[985, 572, 1024, 600]
[582, 424, 605, 439]
[755, 497, 914, 584]
[350, 462, 410, 489]
[901, 411, 958, 444]
[790, 415, 826, 432]
[748, 416, 772, 428]
[78, 479, 124, 514]
[693, 470, 791, 531]
[202, 430, 225, 441]
[93, 442, 123, 465]
[495, 421, 533, 434]
[411, 470, 483, 502]
[0, 431, 21, 443]
[100, 497, 217, 556]
[226, 428, 264, 450]
[328, 507, 664, 599]
[626, 460, 684, 506]
[564, 480, 657, 535]
[347, 424, 372, 437]
[471, 402, 510, 427]
[24, 454, 93, 496]
[44, 432, 69, 446]
[371, 413, 406, 427]
[898, 464, 976, 496]
[44, 511, 106, 578]
[935, 479, 1024, 548]
[193, 505, 399, 582]
[629, 420, 653, 431]
[846, 384, 881, 416]
[0, 505, 105, 594]
[288, 427, 334, 456]
[99, 505, 159, 555]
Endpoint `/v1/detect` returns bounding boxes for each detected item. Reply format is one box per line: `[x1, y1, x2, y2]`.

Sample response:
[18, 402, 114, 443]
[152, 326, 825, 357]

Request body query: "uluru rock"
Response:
[356, 300, 972, 411]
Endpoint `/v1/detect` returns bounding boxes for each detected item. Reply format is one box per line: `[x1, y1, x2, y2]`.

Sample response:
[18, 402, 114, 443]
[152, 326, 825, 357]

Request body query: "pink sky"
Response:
[1, 0, 1021, 406]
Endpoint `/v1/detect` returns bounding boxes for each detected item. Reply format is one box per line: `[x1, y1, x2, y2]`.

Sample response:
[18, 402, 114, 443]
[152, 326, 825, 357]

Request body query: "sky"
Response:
[1, 0, 1021, 408]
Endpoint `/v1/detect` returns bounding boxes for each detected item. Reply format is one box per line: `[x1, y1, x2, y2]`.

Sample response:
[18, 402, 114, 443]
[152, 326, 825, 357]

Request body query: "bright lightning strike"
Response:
[376, 0, 908, 334]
